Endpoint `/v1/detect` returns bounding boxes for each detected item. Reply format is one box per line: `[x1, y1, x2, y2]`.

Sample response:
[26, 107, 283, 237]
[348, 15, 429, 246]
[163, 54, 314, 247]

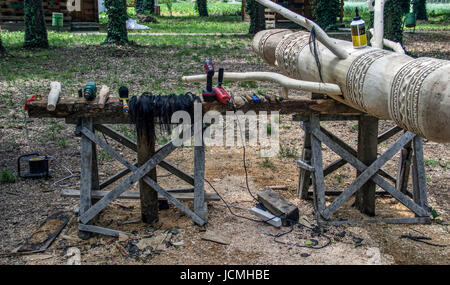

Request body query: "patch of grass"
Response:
[238, 81, 258, 88]
[424, 159, 449, 171]
[281, 125, 291, 129]
[98, 149, 113, 161]
[278, 144, 298, 159]
[260, 158, 275, 170]
[351, 123, 359, 132]
[57, 137, 69, 148]
[335, 175, 343, 184]
[1, 170, 16, 183]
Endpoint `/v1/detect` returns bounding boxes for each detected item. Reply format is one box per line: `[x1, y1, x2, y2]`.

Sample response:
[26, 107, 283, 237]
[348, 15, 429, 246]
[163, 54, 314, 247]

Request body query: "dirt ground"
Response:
[0, 32, 449, 265]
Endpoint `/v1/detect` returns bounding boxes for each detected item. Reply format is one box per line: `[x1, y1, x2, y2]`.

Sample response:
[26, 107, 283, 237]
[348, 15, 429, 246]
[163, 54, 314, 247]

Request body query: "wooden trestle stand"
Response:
[294, 104, 431, 225]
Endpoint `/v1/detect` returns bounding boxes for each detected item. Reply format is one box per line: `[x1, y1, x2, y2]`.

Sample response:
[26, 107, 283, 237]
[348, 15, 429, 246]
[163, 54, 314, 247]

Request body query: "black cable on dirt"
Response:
[230, 92, 259, 203]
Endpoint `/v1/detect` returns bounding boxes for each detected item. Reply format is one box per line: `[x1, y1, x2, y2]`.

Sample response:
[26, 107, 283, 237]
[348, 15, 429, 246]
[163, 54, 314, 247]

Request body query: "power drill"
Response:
[201, 60, 231, 105]
[213, 68, 231, 105]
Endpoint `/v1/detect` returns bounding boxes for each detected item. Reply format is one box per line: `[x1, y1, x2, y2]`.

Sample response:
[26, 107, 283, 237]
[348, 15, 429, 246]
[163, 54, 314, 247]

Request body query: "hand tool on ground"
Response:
[47, 81, 61, 111]
[83, 81, 97, 101]
[118, 86, 129, 112]
[78, 88, 83, 98]
[97, 85, 110, 109]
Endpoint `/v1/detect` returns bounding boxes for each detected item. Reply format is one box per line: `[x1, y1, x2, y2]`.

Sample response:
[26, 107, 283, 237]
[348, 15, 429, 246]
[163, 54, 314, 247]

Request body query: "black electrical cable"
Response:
[204, 178, 282, 224]
[229, 92, 259, 203]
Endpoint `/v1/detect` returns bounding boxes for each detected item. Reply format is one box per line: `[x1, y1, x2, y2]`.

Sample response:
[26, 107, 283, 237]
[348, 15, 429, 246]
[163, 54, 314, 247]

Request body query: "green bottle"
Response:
[84, 82, 97, 101]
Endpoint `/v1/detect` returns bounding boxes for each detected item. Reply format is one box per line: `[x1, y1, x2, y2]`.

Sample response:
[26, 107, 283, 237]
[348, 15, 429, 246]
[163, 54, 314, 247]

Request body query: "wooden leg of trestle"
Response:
[355, 115, 378, 216]
[298, 127, 312, 200]
[79, 118, 94, 239]
[412, 136, 430, 214]
[137, 131, 159, 224]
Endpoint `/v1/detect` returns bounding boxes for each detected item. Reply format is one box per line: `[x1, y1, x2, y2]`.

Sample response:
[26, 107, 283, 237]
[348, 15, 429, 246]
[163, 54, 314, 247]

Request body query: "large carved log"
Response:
[253, 29, 450, 143]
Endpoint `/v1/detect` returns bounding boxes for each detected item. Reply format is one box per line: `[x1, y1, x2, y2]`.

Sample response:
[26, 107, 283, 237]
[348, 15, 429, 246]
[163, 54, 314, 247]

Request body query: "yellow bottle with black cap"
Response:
[351, 7, 367, 48]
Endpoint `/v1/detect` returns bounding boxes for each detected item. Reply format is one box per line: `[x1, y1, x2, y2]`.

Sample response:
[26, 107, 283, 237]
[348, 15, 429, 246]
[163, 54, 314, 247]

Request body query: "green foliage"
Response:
[24, 0, 49, 49]
[1, 170, 16, 183]
[246, 0, 265, 34]
[160, 0, 173, 15]
[413, 0, 427, 20]
[135, 0, 144, 14]
[278, 144, 298, 158]
[384, 0, 405, 44]
[143, 0, 155, 14]
[104, 0, 129, 44]
[260, 158, 275, 169]
[313, 0, 340, 30]
[197, 0, 209, 17]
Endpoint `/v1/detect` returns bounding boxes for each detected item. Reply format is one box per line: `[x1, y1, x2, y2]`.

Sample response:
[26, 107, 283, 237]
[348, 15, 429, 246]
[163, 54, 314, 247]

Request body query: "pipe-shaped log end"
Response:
[252, 29, 293, 66]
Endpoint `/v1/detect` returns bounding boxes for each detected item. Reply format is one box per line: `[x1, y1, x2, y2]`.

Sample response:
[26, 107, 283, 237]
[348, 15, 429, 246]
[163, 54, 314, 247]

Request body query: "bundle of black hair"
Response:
[129, 92, 201, 140]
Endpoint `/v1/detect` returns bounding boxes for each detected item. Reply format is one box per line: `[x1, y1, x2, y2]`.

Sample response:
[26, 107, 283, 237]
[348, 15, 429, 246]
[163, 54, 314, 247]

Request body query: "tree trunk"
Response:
[197, 0, 208, 17]
[247, 0, 265, 34]
[314, 0, 340, 31]
[413, 0, 427, 20]
[0, 35, 5, 55]
[143, 0, 155, 14]
[24, 0, 48, 49]
[104, 0, 129, 44]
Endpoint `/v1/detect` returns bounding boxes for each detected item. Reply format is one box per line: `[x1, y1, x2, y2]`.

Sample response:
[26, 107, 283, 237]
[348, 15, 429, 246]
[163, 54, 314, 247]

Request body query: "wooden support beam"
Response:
[355, 115, 379, 216]
[319, 217, 431, 226]
[79, 118, 93, 239]
[62, 189, 219, 201]
[137, 128, 159, 224]
[78, 224, 132, 238]
[309, 116, 326, 216]
[297, 129, 312, 200]
[396, 140, 413, 194]
[27, 96, 361, 120]
[412, 136, 430, 213]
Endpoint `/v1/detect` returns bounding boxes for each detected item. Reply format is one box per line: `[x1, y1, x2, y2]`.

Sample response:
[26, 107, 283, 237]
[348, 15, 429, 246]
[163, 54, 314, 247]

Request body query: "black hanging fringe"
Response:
[129, 92, 201, 141]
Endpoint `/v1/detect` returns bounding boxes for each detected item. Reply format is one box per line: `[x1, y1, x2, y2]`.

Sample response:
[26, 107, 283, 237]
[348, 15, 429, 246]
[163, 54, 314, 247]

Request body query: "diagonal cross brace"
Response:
[79, 132, 177, 224]
[79, 127, 206, 225]
[311, 128, 428, 219]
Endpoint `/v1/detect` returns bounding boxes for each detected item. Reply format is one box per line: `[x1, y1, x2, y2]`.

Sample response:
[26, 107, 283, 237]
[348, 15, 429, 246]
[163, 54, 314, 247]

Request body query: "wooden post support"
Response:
[297, 125, 312, 200]
[355, 115, 379, 216]
[194, 102, 207, 221]
[137, 131, 159, 224]
[79, 118, 93, 239]
[396, 140, 413, 195]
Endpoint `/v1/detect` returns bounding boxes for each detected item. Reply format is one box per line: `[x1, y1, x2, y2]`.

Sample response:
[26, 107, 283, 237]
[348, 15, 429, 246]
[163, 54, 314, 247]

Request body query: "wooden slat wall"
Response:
[0, 0, 98, 23]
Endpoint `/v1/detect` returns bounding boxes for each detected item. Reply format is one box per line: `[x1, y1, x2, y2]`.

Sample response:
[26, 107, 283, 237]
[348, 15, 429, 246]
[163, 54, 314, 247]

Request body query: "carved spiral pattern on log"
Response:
[389, 57, 447, 136]
[346, 50, 390, 111]
[275, 32, 311, 78]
